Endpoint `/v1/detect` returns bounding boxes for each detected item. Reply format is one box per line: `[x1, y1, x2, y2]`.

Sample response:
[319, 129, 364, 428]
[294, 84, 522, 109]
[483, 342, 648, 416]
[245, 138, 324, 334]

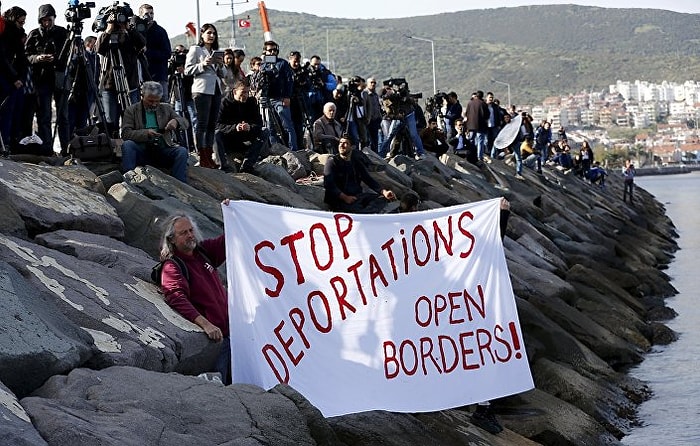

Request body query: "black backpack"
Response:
[151, 247, 213, 286]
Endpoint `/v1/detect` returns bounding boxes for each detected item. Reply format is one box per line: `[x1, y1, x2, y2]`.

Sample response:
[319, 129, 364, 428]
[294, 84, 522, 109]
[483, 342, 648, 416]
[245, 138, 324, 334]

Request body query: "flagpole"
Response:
[217, 0, 250, 48]
[196, 0, 201, 41]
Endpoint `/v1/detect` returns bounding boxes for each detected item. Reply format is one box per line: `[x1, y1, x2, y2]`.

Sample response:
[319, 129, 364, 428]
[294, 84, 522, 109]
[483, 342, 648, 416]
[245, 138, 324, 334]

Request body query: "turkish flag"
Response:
[238, 19, 251, 28]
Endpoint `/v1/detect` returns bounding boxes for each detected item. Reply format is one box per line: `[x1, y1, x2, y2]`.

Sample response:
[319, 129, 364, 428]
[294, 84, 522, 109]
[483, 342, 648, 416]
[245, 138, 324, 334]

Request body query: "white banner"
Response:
[223, 199, 533, 417]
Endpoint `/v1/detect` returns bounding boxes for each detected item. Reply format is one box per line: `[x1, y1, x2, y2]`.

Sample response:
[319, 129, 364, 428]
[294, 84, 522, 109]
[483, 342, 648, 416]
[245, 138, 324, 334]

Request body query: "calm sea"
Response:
[622, 172, 700, 445]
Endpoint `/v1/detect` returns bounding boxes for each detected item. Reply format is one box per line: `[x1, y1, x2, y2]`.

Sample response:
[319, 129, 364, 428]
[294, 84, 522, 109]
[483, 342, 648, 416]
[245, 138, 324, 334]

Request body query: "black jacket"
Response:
[215, 93, 263, 141]
[25, 24, 68, 87]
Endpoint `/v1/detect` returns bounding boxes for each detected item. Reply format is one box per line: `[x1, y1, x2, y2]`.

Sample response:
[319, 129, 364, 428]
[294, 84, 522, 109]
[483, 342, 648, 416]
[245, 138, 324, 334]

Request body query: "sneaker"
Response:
[483, 156, 493, 164]
[415, 153, 426, 160]
[514, 174, 525, 180]
[470, 406, 503, 434]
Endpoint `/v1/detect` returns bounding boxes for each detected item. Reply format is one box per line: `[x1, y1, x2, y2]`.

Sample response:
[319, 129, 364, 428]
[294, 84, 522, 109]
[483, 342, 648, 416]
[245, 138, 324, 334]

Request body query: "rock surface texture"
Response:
[0, 152, 678, 445]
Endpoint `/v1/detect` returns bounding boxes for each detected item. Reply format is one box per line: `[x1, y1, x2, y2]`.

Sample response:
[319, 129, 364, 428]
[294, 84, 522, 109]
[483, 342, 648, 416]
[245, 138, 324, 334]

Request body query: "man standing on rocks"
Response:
[158, 212, 231, 384]
[622, 159, 635, 203]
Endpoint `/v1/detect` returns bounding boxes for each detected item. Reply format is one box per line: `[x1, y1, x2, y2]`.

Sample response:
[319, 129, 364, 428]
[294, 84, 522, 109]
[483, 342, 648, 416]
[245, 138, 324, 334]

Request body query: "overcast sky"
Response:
[9, 0, 700, 41]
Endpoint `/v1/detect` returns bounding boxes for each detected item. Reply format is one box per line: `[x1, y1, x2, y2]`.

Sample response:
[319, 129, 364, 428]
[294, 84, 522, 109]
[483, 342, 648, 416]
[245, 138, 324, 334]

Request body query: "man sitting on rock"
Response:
[158, 212, 231, 384]
[312, 102, 344, 154]
[214, 80, 265, 174]
[120, 81, 189, 182]
[323, 134, 396, 213]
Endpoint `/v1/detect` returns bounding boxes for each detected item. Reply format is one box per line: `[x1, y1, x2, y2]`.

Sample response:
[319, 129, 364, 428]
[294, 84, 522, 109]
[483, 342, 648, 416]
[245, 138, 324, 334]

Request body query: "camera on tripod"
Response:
[168, 49, 187, 72]
[425, 91, 447, 116]
[92, 1, 135, 33]
[65, 0, 95, 23]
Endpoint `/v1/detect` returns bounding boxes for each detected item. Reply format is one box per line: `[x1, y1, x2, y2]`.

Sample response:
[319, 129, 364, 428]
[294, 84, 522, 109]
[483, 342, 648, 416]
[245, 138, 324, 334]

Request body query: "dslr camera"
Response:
[65, 0, 95, 23]
[92, 1, 134, 33]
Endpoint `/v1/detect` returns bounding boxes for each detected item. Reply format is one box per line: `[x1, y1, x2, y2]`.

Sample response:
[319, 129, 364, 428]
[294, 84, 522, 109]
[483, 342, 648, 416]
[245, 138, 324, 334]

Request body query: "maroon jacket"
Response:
[161, 235, 229, 336]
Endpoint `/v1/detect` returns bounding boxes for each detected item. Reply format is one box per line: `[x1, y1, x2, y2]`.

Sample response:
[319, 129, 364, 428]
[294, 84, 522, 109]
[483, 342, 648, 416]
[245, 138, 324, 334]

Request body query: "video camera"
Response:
[65, 0, 96, 23]
[425, 91, 447, 116]
[168, 49, 187, 71]
[92, 1, 135, 33]
[383, 77, 422, 100]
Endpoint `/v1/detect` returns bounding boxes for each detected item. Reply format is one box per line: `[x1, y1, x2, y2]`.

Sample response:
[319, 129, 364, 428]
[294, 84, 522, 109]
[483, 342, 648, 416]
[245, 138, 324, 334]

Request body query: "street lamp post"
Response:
[406, 35, 436, 95]
[491, 78, 511, 109]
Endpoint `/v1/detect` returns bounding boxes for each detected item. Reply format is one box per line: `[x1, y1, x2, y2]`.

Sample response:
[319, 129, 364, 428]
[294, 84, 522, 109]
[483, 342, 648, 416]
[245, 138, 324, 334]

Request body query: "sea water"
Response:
[622, 172, 700, 445]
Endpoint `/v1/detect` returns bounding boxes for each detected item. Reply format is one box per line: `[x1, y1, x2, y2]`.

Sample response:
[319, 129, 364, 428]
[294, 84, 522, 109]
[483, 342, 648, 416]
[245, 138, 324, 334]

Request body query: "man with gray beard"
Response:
[120, 81, 189, 182]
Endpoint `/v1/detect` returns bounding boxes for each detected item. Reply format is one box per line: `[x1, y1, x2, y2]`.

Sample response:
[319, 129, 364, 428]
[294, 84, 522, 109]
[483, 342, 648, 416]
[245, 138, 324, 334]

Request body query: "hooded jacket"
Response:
[25, 4, 68, 87]
[37, 4, 56, 22]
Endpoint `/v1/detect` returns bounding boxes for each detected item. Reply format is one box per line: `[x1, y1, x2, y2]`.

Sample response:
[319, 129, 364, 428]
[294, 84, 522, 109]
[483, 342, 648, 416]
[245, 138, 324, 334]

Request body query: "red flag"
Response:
[185, 22, 196, 37]
[238, 19, 251, 28]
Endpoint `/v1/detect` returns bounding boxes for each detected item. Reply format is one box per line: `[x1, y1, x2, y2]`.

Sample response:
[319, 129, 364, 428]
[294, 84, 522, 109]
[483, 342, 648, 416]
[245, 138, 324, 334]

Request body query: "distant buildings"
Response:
[521, 79, 700, 165]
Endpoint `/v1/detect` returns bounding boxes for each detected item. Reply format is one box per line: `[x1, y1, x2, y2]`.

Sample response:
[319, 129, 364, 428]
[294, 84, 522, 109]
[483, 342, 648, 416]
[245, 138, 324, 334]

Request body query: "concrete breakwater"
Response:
[0, 146, 679, 445]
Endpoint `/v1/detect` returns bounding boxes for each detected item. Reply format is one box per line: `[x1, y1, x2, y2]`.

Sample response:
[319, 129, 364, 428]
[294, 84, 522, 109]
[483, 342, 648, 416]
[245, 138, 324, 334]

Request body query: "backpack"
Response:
[151, 247, 213, 286]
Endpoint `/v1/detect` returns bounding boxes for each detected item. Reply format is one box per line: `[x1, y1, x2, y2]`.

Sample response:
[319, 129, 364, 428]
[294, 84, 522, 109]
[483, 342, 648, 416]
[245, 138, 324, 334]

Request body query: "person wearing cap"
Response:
[25, 4, 69, 154]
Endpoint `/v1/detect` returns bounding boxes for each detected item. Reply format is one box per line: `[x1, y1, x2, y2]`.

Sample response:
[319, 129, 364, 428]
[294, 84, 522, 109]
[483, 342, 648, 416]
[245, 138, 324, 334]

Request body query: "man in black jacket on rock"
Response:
[214, 80, 265, 173]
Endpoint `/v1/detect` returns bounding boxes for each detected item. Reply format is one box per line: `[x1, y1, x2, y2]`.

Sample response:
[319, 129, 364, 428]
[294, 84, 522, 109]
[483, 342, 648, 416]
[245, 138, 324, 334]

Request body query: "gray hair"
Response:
[159, 214, 203, 260]
[141, 81, 163, 99]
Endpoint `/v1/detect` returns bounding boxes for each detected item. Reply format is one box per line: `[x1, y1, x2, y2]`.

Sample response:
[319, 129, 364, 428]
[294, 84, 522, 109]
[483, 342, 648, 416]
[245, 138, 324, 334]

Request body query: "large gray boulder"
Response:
[0, 235, 219, 382]
[0, 160, 124, 237]
[0, 382, 47, 446]
[21, 366, 322, 446]
[0, 260, 94, 398]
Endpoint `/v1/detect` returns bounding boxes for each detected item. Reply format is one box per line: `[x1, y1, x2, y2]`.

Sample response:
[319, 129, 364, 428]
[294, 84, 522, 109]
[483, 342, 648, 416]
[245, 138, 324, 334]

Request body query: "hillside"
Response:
[172, 5, 700, 105]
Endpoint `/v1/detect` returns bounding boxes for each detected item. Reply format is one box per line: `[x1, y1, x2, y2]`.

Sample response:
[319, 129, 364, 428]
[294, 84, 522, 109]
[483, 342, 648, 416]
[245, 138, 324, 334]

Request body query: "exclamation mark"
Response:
[509, 322, 523, 359]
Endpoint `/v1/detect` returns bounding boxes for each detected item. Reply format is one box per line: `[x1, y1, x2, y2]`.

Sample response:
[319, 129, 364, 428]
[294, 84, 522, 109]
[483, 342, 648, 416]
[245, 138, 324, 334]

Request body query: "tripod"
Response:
[107, 34, 133, 113]
[291, 93, 315, 151]
[55, 19, 109, 156]
[168, 71, 193, 150]
[259, 96, 287, 148]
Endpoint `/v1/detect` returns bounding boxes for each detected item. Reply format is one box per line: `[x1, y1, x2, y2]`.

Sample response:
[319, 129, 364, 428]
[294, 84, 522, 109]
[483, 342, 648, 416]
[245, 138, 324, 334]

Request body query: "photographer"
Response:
[288, 50, 312, 150]
[26, 4, 69, 154]
[379, 78, 427, 160]
[120, 81, 189, 183]
[306, 55, 336, 120]
[95, 3, 146, 137]
[139, 4, 171, 99]
[258, 40, 297, 151]
[336, 76, 367, 148]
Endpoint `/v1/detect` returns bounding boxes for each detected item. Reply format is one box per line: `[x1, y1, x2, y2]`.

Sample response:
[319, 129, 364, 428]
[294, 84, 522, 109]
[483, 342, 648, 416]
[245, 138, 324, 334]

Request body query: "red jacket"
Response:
[161, 235, 229, 336]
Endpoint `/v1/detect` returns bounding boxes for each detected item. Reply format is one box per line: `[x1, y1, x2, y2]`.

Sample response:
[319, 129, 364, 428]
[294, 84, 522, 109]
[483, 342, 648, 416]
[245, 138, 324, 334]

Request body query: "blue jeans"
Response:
[380, 112, 426, 157]
[215, 337, 231, 385]
[193, 91, 221, 150]
[512, 142, 523, 175]
[36, 84, 70, 152]
[101, 89, 140, 137]
[269, 98, 298, 151]
[468, 130, 487, 161]
[120, 139, 189, 183]
[0, 78, 24, 151]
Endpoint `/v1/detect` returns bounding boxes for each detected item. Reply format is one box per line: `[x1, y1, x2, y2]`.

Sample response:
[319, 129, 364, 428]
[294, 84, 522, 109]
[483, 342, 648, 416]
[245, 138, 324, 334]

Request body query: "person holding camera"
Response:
[25, 4, 69, 154]
[185, 23, 226, 168]
[95, 5, 147, 138]
[258, 40, 298, 151]
[379, 79, 427, 160]
[139, 4, 171, 99]
[307, 55, 336, 120]
[120, 81, 189, 183]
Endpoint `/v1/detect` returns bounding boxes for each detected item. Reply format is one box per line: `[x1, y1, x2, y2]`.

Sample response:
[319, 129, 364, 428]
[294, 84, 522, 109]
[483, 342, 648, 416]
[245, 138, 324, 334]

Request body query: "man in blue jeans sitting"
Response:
[120, 81, 190, 182]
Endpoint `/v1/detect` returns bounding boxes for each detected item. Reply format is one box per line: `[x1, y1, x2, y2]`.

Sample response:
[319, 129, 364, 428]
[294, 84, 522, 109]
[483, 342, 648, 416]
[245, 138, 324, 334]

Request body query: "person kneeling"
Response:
[214, 80, 265, 174]
[121, 81, 189, 183]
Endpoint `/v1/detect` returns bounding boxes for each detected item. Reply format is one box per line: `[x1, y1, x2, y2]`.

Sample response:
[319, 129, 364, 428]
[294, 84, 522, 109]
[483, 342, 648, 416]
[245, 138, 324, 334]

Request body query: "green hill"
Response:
[172, 5, 700, 105]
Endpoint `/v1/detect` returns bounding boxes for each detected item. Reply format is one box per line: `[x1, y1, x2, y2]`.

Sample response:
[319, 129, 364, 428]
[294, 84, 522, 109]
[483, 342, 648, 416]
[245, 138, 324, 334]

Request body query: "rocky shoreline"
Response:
[0, 145, 679, 445]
